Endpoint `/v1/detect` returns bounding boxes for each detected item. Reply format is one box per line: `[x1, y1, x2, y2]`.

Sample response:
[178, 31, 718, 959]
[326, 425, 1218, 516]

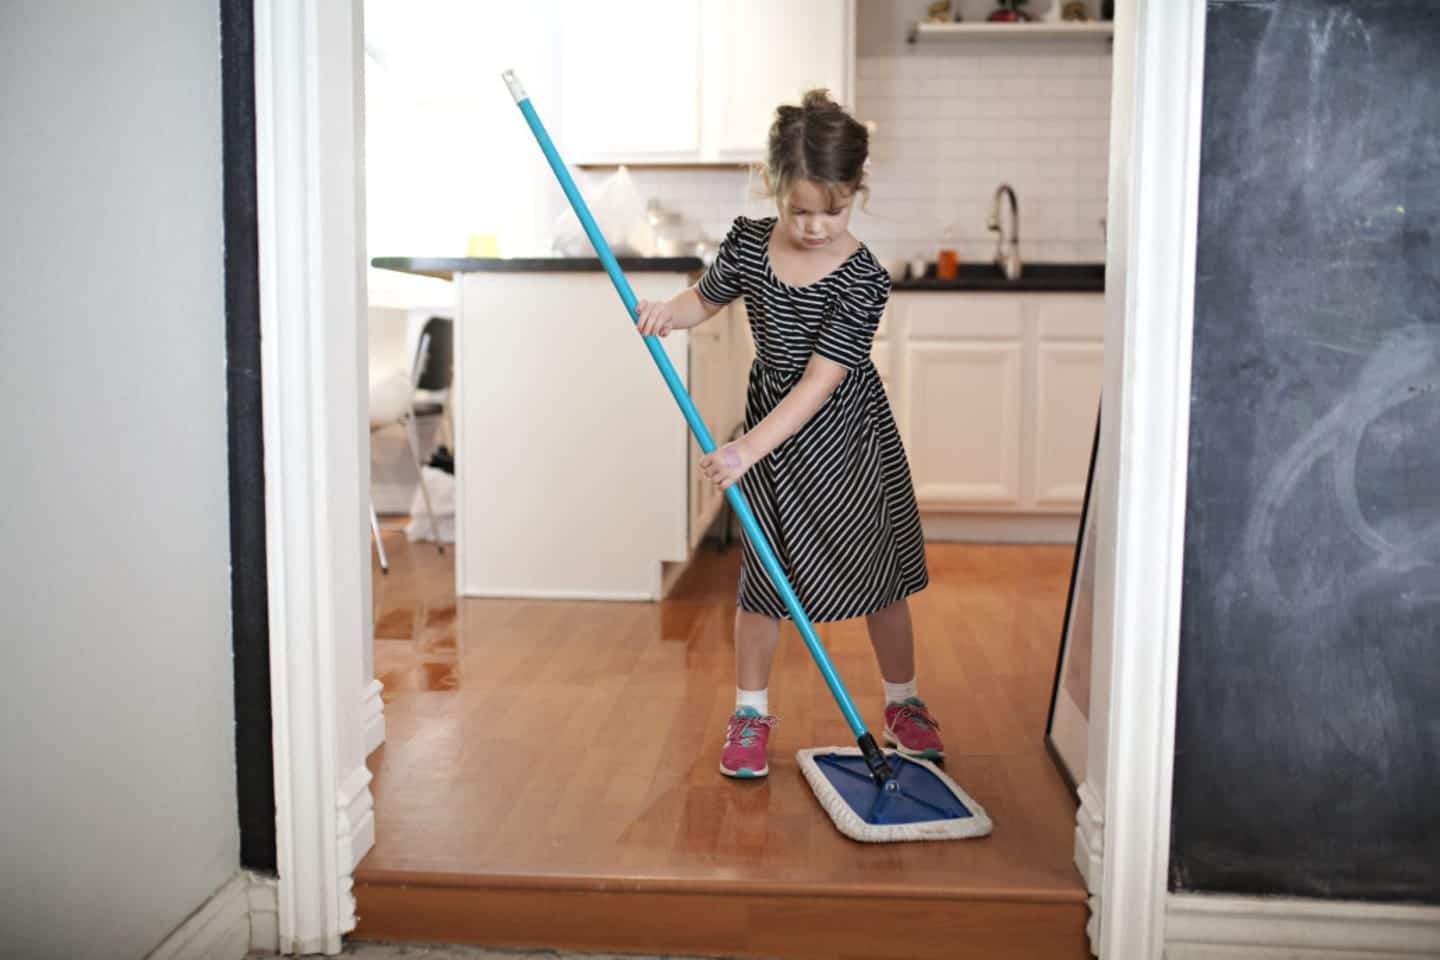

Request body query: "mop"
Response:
[504, 71, 991, 843]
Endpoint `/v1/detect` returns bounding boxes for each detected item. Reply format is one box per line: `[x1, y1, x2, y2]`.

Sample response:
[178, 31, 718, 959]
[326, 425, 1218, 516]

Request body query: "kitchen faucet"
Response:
[988, 184, 1021, 280]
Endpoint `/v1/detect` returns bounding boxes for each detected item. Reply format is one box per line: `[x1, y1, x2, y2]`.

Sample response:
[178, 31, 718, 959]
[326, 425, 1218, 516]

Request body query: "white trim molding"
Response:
[1074, 782, 1105, 955]
[248, 873, 281, 955]
[338, 764, 377, 935]
[920, 511, 1081, 545]
[146, 872, 279, 960]
[1167, 895, 1440, 959]
[255, 0, 373, 953]
[363, 678, 386, 755]
[146, 875, 250, 960]
[1093, 0, 1207, 957]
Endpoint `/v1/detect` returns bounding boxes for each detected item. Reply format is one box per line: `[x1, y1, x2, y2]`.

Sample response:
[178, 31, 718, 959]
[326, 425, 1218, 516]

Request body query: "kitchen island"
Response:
[373, 253, 1106, 599]
[374, 256, 751, 601]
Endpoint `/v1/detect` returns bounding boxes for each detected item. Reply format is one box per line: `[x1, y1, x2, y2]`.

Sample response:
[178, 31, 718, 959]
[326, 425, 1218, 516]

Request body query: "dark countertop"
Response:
[893, 262, 1105, 292]
[372, 256, 704, 281]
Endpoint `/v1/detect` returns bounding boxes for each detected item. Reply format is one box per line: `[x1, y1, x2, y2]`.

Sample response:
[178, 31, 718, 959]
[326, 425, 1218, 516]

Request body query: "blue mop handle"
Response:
[504, 70, 868, 740]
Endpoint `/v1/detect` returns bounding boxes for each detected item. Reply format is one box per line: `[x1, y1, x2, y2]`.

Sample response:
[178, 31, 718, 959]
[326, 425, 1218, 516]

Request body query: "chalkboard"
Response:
[1174, 0, 1440, 902]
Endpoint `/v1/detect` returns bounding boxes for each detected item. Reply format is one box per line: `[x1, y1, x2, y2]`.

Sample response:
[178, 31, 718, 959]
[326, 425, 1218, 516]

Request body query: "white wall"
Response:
[0, 4, 239, 958]
[363, 0, 568, 263]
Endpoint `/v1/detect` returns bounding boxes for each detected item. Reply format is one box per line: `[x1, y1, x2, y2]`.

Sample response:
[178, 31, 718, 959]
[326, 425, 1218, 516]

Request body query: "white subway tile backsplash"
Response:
[891, 97, 948, 120]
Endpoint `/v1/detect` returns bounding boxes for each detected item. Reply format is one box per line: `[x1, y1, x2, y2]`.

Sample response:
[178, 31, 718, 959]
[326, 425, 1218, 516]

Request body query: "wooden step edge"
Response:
[353, 866, 1087, 905]
[352, 883, 1093, 960]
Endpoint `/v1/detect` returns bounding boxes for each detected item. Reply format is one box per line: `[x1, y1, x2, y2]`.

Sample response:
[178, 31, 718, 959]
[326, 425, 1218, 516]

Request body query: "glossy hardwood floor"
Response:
[357, 527, 1087, 959]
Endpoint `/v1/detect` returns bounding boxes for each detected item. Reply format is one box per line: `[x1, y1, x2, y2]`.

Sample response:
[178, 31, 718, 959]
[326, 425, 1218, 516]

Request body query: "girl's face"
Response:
[778, 178, 855, 253]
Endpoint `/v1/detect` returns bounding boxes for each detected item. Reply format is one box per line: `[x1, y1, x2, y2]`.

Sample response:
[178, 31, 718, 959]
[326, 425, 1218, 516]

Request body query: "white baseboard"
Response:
[247, 873, 280, 954]
[146, 871, 278, 959]
[1167, 894, 1440, 959]
[1074, 782, 1105, 957]
[363, 678, 386, 755]
[336, 766, 376, 938]
[460, 586, 655, 601]
[921, 511, 1080, 544]
[338, 765, 376, 873]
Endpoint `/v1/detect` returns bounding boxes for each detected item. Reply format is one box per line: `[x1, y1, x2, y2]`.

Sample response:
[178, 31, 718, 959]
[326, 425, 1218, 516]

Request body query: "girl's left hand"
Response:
[700, 439, 753, 491]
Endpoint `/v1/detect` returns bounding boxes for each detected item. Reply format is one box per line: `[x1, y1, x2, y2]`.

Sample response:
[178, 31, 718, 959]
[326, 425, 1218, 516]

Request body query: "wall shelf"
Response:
[908, 21, 1115, 42]
[575, 162, 752, 171]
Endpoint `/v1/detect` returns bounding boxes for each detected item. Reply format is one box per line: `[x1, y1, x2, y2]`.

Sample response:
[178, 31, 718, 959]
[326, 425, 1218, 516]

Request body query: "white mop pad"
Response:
[797, 747, 994, 843]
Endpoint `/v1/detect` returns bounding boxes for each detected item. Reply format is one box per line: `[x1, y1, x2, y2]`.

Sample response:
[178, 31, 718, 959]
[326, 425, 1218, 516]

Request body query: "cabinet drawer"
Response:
[1034, 295, 1105, 341]
[561, 0, 702, 161]
[906, 295, 1024, 340]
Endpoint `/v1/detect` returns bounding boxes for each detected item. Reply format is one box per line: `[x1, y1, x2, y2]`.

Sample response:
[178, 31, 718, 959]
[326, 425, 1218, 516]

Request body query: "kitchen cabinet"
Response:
[561, 0, 854, 164]
[886, 291, 1104, 541]
[872, 305, 899, 413]
[558, 0, 702, 160]
[908, 339, 1025, 507]
[700, 0, 854, 160]
[687, 302, 748, 551]
[1032, 298, 1105, 507]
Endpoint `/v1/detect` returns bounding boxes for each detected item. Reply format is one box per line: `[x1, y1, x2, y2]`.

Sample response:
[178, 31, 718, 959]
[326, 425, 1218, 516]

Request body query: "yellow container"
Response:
[466, 234, 499, 258]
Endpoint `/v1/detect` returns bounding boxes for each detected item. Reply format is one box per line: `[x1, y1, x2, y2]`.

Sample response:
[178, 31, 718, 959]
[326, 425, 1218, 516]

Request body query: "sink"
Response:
[896, 262, 1105, 292]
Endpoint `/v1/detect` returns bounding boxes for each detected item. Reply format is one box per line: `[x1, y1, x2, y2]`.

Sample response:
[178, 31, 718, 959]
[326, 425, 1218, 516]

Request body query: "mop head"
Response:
[797, 747, 993, 843]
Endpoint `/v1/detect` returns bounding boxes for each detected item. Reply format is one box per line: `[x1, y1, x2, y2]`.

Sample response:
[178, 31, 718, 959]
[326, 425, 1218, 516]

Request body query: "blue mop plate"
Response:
[796, 747, 994, 843]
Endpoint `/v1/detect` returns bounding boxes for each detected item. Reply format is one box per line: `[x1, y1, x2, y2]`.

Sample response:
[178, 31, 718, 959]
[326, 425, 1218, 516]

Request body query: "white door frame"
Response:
[251, 1, 1205, 955]
[254, 0, 376, 954]
[1086, 1, 1204, 956]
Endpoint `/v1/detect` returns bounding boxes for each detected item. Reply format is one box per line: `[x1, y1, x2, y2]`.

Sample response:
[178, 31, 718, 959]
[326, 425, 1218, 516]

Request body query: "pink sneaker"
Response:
[719, 707, 776, 779]
[884, 697, 945, 761]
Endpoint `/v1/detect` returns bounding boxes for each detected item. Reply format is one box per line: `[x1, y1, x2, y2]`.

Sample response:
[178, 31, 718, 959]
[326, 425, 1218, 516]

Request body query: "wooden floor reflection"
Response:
[360, 527, 1087, 959]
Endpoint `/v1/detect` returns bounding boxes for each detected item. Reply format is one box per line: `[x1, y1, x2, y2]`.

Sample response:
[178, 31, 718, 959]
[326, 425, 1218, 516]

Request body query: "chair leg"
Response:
[370, 500, 389, 574]
[404, 415, 444, 554]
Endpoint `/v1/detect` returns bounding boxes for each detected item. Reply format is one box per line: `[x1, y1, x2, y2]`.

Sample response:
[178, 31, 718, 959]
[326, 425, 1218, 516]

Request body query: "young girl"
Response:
[634, 90, 941, 779]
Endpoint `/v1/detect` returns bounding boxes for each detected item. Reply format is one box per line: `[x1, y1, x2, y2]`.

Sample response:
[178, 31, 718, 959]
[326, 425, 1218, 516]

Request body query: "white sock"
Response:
[883, 678, 918, 705]
[735, 687, 769, 716]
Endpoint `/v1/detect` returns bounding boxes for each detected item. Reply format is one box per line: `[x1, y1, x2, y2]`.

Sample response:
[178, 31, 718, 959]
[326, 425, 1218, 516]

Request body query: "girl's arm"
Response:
[635, 286, 724, 337]
[700, 353, 848, 490]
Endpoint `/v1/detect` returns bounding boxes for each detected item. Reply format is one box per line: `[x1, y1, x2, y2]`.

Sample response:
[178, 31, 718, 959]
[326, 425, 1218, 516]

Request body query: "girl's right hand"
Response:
[634, 298, 674, 337]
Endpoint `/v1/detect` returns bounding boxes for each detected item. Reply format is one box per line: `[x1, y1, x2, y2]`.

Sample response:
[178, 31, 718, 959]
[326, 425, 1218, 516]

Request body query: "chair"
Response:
[369, 316, 454, 571]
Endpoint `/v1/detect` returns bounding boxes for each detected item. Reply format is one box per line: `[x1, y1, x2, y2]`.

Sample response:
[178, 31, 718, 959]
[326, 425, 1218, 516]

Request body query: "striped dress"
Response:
[697, 215, 929, 623]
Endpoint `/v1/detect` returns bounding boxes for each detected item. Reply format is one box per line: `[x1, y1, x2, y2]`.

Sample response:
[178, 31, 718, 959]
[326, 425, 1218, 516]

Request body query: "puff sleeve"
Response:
[814, 268, 890, 369]
[695, 216, 749, 307]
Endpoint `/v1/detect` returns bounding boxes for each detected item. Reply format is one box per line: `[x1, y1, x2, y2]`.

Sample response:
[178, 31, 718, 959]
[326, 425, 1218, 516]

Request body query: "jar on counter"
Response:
[936, 225, 959, 280]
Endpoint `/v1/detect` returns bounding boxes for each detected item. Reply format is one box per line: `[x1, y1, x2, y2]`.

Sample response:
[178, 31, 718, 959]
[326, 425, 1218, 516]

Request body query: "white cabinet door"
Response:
[560, 0, 702, 162]
[905, 341, 1024, 508]
[1029, 295, 1104, 509]
[700, 0, 853, 160]
[871, 339, 898, 413]
[1031, 342, 1103, 508]
[871, 305, 903, 432]
[728, 299, 755, 434]
[687, 308, 734, 548]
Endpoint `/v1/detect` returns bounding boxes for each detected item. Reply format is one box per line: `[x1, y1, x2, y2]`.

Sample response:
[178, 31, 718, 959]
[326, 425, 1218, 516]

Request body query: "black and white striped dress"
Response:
[697, 216, 928, 623]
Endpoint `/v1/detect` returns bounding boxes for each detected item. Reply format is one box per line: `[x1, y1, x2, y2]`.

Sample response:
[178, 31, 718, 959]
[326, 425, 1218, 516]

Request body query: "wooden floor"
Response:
[357, 528, 1087, 959]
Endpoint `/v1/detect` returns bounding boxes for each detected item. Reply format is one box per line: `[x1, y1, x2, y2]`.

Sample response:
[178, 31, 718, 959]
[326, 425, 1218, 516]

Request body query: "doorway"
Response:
[247, 2, 1203, 957]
